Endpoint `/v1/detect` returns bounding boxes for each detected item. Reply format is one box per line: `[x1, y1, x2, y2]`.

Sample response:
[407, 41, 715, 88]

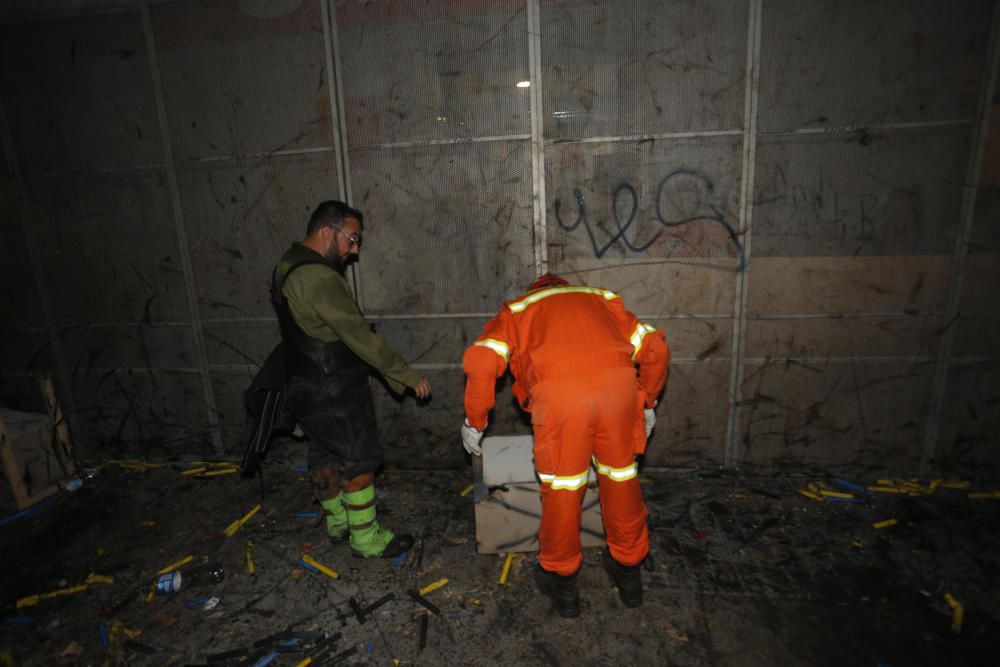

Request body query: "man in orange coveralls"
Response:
[461, 273, 669, 618]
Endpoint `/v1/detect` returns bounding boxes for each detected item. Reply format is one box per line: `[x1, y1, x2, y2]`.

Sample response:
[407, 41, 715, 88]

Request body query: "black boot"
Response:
[533, 564, 581, 618]
[602, 551, 643, 608]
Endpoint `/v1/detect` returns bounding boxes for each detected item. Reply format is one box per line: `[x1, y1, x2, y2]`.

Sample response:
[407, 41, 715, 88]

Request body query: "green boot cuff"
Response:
[320, 492, 347, 537]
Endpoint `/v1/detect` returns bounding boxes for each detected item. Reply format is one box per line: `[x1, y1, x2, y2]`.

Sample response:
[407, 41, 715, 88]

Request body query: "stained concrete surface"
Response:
[1, 443, 998, 666]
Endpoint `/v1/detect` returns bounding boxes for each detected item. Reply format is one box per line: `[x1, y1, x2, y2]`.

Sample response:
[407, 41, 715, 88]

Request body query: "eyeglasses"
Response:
[332, 226, 362, 249]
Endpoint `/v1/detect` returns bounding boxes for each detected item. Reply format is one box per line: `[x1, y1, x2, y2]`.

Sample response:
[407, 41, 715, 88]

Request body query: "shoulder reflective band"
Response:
[630, 323, 657, 361]
[537, 469, 590, 490]
[473, 338, 509, 362]
[508, 286, 618, 313]
[592, 456, 638, 482]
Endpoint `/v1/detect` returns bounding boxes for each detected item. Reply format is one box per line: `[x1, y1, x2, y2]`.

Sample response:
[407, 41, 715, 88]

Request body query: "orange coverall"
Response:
[463, 284, 670, 576]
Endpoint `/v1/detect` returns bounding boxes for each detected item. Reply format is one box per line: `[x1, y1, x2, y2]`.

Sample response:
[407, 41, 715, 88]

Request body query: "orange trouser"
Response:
[531, 368, 649, 576]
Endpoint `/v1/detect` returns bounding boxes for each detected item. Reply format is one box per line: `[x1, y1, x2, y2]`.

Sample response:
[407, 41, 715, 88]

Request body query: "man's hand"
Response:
[644, 408, 656, 438]
[461, 419, 485, 456]
[413, 377, 432, 399]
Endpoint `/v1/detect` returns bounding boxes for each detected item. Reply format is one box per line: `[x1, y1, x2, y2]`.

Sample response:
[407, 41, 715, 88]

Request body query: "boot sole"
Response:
[351, 534, 414, 559]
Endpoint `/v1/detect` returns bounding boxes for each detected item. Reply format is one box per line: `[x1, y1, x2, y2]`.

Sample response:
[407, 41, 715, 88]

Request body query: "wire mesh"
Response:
[176, 152, 341, 322]
[758, 0, 993, 133]
[540, 0, 749, 139]
[337, 0, 530, 146]
[752, 128, 970, 257]
[0, 11, 163, 173]
[151, 0, 335, 161]
[24, 170, 192, 325]
[350, 140, 535, 315]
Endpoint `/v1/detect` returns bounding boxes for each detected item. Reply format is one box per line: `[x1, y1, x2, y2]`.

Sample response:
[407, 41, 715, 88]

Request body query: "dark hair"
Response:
[306, 200, 364, 236]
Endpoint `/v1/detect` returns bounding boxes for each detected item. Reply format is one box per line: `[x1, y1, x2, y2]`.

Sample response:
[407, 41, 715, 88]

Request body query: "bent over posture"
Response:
[462, 273, 669, 617]
[273, 200, 431, 559]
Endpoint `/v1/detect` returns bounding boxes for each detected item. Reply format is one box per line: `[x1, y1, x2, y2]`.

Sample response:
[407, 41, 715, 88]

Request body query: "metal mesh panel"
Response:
[747, 256, 951, 317]
[646, 362, 730, 468]
[203, 321, 279, 368]
[646, 317, 731, 363]
[337, 0, 530, 146]
[351, 140, 534, 314]
[177, 153, 341, 321]
[0, 12, 163, 173]
[71, 368, 211, 455]
[373, 317, 491, 366]
[545, 136, 744, 310]
[745, 315, 942, 360]
[373, 367, 527, 469]
[0, 332, 54, 376]
[152, 0, 334, 161]
[969, 186, 1000, 253]
[954, 253, 1000, 357]
[211, 368, 258, 453]
[25, 170, 192, 324]
[937, 362, 1000, 473]
[0, 184, 45, 329]
[752, 128, 970, 257]
[739, 361, 934, 469]
[758, 0, 993, 133]
[540, 0, 748, 139]
[58, 324, 196, 372]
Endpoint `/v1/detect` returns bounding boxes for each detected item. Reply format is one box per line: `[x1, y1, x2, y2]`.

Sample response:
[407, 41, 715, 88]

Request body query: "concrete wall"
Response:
[1, 0, 997, 478]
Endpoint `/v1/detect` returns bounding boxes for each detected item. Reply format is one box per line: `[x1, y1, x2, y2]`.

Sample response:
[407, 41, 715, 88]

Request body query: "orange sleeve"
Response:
[608, 298, 670, 407]
[635, 329, 669, 406]
[462, 309, 514, 429]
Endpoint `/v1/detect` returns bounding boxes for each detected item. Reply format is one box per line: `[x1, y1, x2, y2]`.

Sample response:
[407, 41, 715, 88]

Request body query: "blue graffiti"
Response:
[553, 170, 747, 271]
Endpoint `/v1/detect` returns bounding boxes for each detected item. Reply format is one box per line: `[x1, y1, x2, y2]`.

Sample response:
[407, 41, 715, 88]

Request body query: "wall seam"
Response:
[725, 0, 763, 468]
[920, 2, 1000, 475]
[527, 0, 548, 275]
[320, 0, 363, 306]
[139, 1, 223, 454]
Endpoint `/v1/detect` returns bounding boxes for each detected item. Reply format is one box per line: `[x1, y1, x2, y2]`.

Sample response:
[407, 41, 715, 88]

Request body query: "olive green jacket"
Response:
[274, 243, 420, 395]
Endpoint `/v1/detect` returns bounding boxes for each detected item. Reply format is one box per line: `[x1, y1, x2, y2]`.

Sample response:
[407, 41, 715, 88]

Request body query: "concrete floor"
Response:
[1, 444, 998, 666]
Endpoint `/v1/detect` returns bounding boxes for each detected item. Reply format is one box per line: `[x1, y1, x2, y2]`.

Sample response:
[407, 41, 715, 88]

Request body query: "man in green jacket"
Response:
[273, 200, 432, 558]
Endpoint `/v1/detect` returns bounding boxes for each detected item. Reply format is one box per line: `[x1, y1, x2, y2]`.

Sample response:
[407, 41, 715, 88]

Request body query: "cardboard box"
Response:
[0, 408, 61, 512]
[474, 434, 606, 554]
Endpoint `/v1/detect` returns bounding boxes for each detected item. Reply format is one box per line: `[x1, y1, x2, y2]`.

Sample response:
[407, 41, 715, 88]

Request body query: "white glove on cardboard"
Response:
[644, 408, 656, 438]
[461, 419, 485, 456]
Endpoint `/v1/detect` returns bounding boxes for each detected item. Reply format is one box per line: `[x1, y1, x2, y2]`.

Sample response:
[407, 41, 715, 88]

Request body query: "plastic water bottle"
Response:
[156, 563, 225, 594]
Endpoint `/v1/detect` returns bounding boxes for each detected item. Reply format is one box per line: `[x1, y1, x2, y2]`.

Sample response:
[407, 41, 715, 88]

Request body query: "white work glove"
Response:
[644, 408, 656, 438]
[461, 419, 485, 456]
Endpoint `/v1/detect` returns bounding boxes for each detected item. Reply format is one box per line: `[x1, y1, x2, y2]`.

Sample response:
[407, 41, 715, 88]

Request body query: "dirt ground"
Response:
[1, 441, 998, 666]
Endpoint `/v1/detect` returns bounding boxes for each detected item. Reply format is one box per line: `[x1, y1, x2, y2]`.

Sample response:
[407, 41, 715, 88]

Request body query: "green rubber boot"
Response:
[320, 493, 348, 543]
[343, 485, 413, 559]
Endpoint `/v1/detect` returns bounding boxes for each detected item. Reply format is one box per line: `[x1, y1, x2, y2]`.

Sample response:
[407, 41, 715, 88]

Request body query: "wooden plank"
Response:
[39, 374, 76, 477]
[0, 414, 61, 511]
[0, 415, 30, 509]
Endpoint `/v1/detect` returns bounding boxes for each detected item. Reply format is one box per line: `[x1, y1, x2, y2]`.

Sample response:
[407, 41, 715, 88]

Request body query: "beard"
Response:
[324, 242, 351, 275]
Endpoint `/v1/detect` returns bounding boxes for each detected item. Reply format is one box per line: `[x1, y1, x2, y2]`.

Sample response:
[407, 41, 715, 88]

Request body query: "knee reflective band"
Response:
[343, 485, 398, 557]
[592, 456, 638, 482]
[343, 486, 377, 530]
[320, 492, 348, 537]
[537, 468, 590, 491]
